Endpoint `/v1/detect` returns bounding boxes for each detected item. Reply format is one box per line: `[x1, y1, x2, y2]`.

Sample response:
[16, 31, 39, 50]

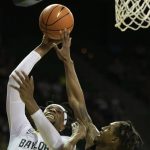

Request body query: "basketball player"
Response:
[7, 35, 86, 150]
[53, 29, 143, 150]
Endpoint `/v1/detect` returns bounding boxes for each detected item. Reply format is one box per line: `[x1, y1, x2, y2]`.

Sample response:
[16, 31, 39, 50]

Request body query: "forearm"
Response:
[24, 98, 40, 115]
[7, 47, 43, 135]
[11, 51, 41, 77]
[7, 50, 41, 118]
[31, 110, 63, 149]
[34, 42, 52, 57]
[6, 39, 53, 135]
[64, 60, 84, 101]
[64, 60, 92, 122]
[12, 43, 51, 76]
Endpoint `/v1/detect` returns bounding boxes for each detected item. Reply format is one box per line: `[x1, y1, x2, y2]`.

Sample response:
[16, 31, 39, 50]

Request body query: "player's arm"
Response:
[11, 71, 64, 150]
[54, 31, 100, 149]
[53, 30, 91, 122]
[11, 71, 85, 150]
[63, 121, 86, 150]
[7, 35, 59, 136]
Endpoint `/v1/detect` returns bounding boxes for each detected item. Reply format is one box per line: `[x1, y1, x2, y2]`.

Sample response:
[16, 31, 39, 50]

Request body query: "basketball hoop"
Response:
[115, 0, 150, 31]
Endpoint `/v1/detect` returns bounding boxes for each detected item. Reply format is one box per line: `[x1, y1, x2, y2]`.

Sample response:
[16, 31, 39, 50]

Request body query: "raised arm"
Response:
[7, 35, 64, 149]
[53, 30, 91, 122]
[54, 30, 100, 149]
[6, 35, 54, 136]
[11, 71, 64, 149]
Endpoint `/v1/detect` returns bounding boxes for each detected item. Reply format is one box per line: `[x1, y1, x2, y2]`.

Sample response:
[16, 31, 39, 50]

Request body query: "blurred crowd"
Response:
[106, 44, 150, 106]
[84, 43, 150, 107]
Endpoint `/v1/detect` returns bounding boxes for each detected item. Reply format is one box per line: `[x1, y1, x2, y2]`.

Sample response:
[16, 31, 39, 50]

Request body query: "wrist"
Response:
[69, 135, 80, 146]
[71, 132, 82, 141]
[35, 44, 50, 57]
[64, 59, 73, 64]
[39, 42, 52, 49]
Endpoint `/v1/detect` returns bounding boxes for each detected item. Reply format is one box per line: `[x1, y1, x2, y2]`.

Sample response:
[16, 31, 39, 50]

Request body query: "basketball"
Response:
[39, 4, 74, 40]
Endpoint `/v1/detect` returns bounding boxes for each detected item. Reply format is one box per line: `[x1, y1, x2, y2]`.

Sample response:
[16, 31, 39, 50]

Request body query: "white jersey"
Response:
[6, 51, 75, 150]
[8, 126, 70, 150]
[8, 127, 49, 150]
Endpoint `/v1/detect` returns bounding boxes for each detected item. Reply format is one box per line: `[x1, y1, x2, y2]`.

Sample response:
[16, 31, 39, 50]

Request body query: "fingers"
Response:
[52, 43, 62, 59]
[42, 34, 46, 40]
[52, 43, 59, 51]
[21, 71, 30, 82]
[12, 71, 32, 88]
[60, 30, 63, 41]
[30, 76, 34, 89]
[71, 122, 79, 128]
[44, 29, 70, 50]
[10, 84, 20, 92]
[12, 74, 22, 86]
[71, 120, 86, 139]
[15, 71, 25, 83]
[42, 34, 49, 44]
[59, 28, 70, 43]
[76, 119, 86, 132]
[71, 120, 86, 130]
[69, 37, 72, 47]
[30, 76, 33, 83]
[15, 71, 30, 87]
[55, 29, 71, 49]
[64, 28, 70, 42]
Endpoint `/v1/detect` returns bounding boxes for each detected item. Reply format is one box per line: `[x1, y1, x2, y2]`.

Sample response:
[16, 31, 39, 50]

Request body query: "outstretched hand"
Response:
[53, 29, 72, 62]
[62, 120, 86, 150]
[41, 35, 62, 50]
[10, 71, 35, 104]
[71, 119, 86, 140]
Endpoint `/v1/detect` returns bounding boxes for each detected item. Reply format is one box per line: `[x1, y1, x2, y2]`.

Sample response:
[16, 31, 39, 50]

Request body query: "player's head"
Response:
[43, 104, 67, 132]
[94, 121, 143, 150]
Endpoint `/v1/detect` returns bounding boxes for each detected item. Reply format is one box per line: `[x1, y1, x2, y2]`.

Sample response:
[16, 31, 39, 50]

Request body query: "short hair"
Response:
[114, 121, 143, 150]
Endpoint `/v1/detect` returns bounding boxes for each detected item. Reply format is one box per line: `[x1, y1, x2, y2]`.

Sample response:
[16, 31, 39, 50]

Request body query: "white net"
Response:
[115, 0, 150, 31]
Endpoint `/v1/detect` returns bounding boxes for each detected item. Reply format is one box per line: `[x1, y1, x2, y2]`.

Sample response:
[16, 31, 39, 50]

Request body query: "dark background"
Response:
[0, 0, 150, 149]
